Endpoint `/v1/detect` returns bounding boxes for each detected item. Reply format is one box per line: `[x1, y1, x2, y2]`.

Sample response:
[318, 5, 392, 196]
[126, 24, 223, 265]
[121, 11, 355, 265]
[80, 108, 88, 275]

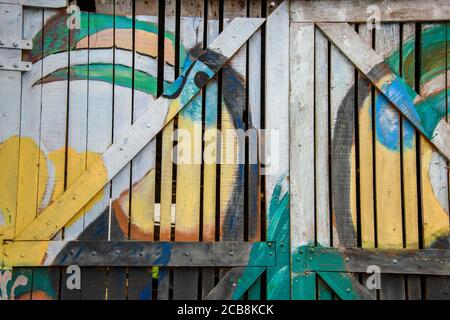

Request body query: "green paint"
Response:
[31, 12, 185, 68]
[37, 64, 165, 96]
[317, 272, 362, 300]
[292, 272, 316, 300]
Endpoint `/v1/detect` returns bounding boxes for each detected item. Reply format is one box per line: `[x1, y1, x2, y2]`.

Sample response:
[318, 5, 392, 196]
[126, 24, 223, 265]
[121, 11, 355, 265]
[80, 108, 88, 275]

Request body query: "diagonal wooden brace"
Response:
[15, 17, 265, 241]
[317, 22, 450, 161]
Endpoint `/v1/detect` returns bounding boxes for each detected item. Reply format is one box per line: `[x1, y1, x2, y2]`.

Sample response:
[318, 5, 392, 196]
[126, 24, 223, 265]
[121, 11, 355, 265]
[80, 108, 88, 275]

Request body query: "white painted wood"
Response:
[314, 28, 330, 247]
[1, 0, 67, 8]
[289, 22, 315, 248]
[291, 0, 450, 22]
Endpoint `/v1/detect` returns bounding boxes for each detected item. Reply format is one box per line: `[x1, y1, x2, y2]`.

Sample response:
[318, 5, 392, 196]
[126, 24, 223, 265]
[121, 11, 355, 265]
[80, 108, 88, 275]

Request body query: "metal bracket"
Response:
[0, 38, 32, 50]
[0, 60, 31, 71]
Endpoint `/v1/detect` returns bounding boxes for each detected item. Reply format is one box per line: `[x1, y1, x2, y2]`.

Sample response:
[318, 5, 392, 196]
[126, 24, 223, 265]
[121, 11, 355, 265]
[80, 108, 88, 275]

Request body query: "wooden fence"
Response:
[0, 0, 449, 300]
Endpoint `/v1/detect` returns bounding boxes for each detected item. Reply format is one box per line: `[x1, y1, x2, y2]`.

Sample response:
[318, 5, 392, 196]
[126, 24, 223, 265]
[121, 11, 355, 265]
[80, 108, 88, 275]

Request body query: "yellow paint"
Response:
[403, 140, 419, 248]
[159, 121, 174, 241]
[165, 99, 181, 125]
[129, 169, 155, 240]
[76, 29, 175, 66]
[421, 139, 449, 247]
[358, 95, 375, 248]
[15, 156, 108, 240]
[375, 139, 403, 248]
[175, 112, 201, 241]
[202, 125, 217, 241]
[15, 137, 48, 236]
[0, 136, 20, 239]
[2, 241, 49, 268]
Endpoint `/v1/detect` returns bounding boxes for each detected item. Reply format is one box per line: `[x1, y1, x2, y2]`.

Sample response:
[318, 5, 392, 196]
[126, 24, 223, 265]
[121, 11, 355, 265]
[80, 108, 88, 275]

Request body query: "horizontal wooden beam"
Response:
[14, 17, 265, 241]
[291, 0, 450, 22]
[0, 0, 67, 7]
[317, 22, 450, 161]
[307, 247, 450, 276]
[1, 241, 275, 268]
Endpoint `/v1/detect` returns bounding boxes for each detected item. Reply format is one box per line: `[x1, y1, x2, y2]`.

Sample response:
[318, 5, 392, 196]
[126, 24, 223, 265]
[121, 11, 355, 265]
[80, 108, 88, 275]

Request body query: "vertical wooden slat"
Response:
[61, 0, 89, 300]
[201, 0, 220, 299]
[401, 23, 421, 300]
[81, 4, 114, 300]
[2, 3, 31, 300]
[315, 26, 333, 301]
[157, 0, 176, 300]
[357, 23, 376, 299]
[358, 25, 375, 250]
[173, 0, 204, 300]
[127, 0, 159, 300]
[315, 28, 330, 249]
[247, 0, 262, 300]
[108, 0, 133, 300]
[375, 23, 405, 300]
[219, 0, 246, 243]
[0, 2, 22, 240]
[330, 26, 357, 248]
[420, 23, 449, 300]
[290, 22, 315, 300]
[266, 0, 290, 300]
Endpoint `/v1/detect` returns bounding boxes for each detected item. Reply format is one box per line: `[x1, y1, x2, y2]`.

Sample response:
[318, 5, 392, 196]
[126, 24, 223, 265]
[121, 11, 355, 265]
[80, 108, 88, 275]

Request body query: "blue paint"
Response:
[152, 242, 171, 266]
[375, 93, 401, 152]
[139, 285, 152, 300]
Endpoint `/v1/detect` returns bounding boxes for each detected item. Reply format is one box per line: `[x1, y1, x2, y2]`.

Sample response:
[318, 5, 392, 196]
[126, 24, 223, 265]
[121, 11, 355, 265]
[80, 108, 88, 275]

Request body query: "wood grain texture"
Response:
[330, 26, 357, 248]
[15, 17, 265, 241]
[317, 22, 450, 160]
[291, 0, 450, 22]
[374, 23, 405, 300]
[173, 0, 204, 300]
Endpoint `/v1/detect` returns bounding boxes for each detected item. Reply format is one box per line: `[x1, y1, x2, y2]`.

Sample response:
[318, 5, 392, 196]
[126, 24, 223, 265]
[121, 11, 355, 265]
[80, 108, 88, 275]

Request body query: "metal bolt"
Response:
[46, 221, 51, 225]
[309, 257, 313, 261]
[232, 283, 237, 287]
[345, 257, 350, 262]
[14, 63, 19, 68]
[229, 251, 234, 256]
[342, 35, 347, 39]
[387, 80, 392, 85]
[20, 254, 25, 258]
[299, 249, 304, 254]
[309, 248, 314, 253]
[296, 257, 301, 262]
[392, 259, 398, 264]
[0, 41, 4, 45]
[91, 251, 97, 256]
[269, 252, 273, 256]
[70, 249, 75, 255]
[346, 288, 351, 293]
[13, 42, 18, 47]
[146, 124, 151, 128]
[184, 252, 190, 256]
[138, 251, 144, 257]
[115, 250, 120, 255]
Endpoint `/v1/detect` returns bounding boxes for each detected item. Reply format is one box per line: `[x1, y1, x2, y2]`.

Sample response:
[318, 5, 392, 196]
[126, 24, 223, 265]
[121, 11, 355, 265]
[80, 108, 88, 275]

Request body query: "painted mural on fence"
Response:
[332, 24, 449, 250]
[0, 10, 247, 299]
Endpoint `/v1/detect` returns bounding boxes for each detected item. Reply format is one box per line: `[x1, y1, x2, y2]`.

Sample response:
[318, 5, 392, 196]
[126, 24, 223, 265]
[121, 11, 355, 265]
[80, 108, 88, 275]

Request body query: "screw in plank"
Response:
[91, 251, 96, 256]
[0, 41, 4, 45]
[346, 288, 351, 293]
[229, 251, 234, 256]
[14, 63, 19, 68]
[115, 250, 120, 255]
[342, 35, 346, 39]
[138, 251, 144, 257]
[296, 256, 301, 262]
[345, 257, 350, 262]
[392, 259, 398, 264]
[13, 42, 18, 48]
[20, 254, 25, 258]
[46, 221, 51, 225]
[184, 252, 190, 256]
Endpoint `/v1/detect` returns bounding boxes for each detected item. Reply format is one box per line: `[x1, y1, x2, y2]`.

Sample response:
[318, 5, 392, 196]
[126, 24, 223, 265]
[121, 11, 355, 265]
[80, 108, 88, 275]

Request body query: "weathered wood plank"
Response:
[3, 241, 275, 267]
[401, 22, 421, 300]
[247, 0, 262, 300]
[374, 23, 405, 300]
[0, 3, 22, 240]
[419, 23, 450, 300]
[317, 22, 450, 161]
[291, 0, 450, 23]
[201, 0, 220, 300]
[173, 0, 204, 300]
[266, 0, 290, 300]
[157, 0, 176, 300]
[317, 271, 375, 300]
[306, 247, 450, 276]
[329, 26, 357, 248]
[15, 17, 265, 241]
[2, 0, 67, 8]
